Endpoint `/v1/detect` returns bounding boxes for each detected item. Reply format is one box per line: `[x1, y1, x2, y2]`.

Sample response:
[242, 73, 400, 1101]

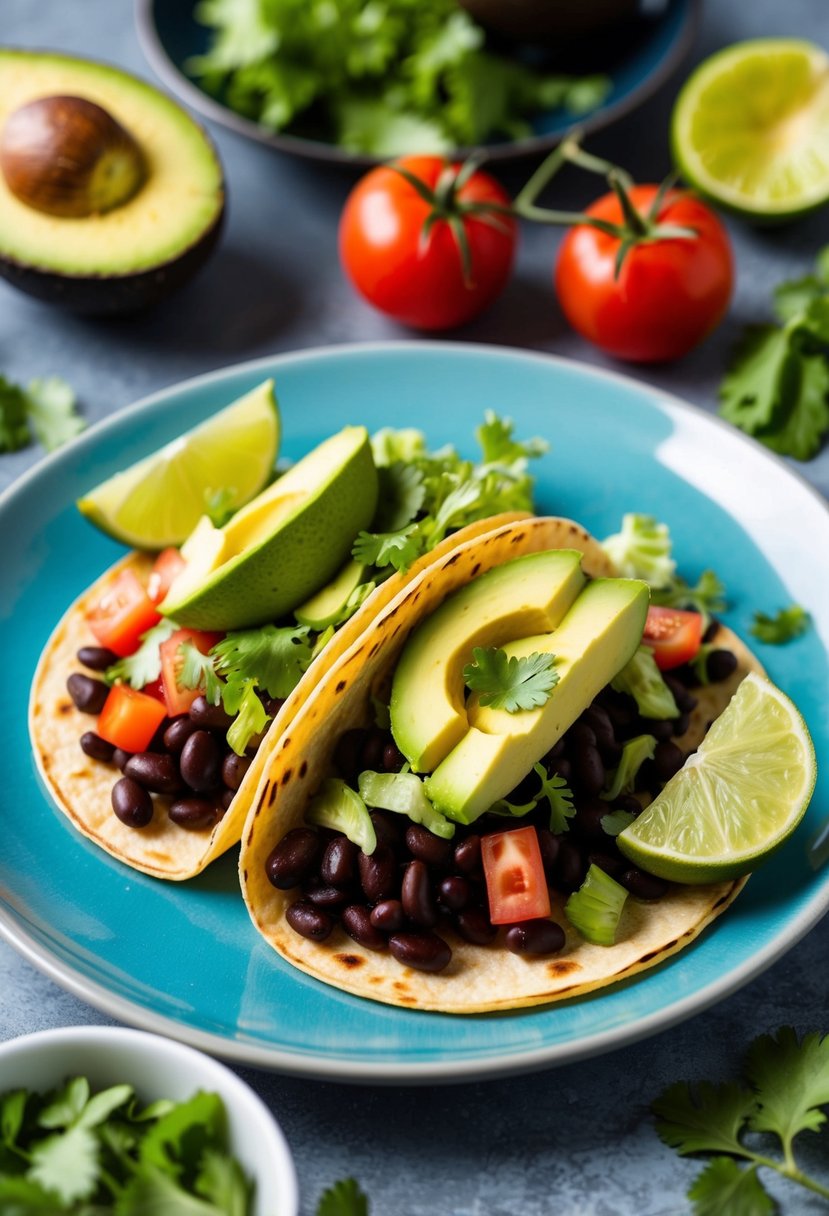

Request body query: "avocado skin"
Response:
[0, 202, 225, 315]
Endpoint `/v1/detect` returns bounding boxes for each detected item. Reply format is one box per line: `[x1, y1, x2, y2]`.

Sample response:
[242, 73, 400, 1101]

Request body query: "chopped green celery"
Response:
[358, 770, 455, 839]
[611, 646, 680, 719]
[305, 778, 377, 854]
[565, 864, 629, 945]
[601, 734, 657, 802]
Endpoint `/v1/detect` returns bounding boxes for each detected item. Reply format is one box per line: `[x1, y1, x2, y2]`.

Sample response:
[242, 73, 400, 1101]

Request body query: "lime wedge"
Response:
[672, 39, 829, 220]
[617, 672, 816, 883]
[77, 379, 280, 549]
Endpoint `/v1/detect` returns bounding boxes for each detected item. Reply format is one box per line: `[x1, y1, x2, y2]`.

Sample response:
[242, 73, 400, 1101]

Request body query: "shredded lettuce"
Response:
[611, 646, 679, 720]
[602, 514, 675, 588]
[358, 769, 455, 839]
[601, 734, 657, 802]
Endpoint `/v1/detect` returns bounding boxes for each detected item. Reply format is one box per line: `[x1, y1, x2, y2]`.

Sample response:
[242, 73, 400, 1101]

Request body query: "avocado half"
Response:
[0, 50, 225, 314]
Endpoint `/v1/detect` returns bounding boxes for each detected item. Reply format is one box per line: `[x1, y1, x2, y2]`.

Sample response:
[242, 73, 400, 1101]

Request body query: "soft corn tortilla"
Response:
[28, 512, 531, 881]
[240, 517, 764, 1014]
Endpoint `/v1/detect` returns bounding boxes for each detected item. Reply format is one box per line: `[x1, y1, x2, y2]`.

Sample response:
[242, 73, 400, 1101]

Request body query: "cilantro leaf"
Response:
[117, 1162, 226, 1215]
[195, 1147, 252, 1215]
[651, 569, 727, 618]
[0, 1090, 26, 1149]
[0, 1176, 64, 1215]
[223, 678, 270, 757]
[105, 619, 179, 689]
[463, 647, 559, 712]
[532, 763, 575, 833]
[28, 1124, 99, 1204]
[749, 605, 810, 645]
[25, 378, 84, 452]
[352, 524, 424, 574]
[38, 1077, 90, 1129]
[745, 1027, 829, 1151]
[370, 428, 426, 467]
[0, 377, 32, 453]
[600, 809, 636, 836]
[720, 325, 795, 435]
[317, 1176, 370, 1216]
[476, 410, 548, 466]
[758, 352, 829, 460]
[688, 1159, 774, 1216]
[178, 641, 225, 705]
[372, 462, 426, 532]
[213, 624, 314, 700]
[652, 1080, 755, 1157]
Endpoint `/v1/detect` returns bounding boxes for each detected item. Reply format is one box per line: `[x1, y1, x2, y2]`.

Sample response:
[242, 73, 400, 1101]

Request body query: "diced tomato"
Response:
[141, 676, 166, 703]
[147, 548, 186, 606]
[643, 605, 703, 671]
[481, 826, 551, 925]
[159, 628, 222, 716]
[97, 685, 167, 752]
[86, 569, 161, 658]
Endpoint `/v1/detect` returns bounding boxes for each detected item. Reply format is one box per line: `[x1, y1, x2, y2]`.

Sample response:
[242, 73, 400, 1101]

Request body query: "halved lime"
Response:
[618, 673, 816, 883]
[77, 379, 280, 549]
[672, 39, 829, 220]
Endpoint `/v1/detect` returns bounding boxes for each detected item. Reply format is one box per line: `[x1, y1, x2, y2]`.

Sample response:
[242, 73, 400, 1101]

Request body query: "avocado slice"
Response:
[0, 51, 224, 314]
[295, 559, 369, 630]
[161, 426, 378, 630]
[424, 578, 649, 824]
[390, 550, 587, 773]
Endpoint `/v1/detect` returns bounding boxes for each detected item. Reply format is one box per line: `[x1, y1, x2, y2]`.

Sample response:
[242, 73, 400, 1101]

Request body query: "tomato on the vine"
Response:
[339, 155, 517, 331]
[554, 185, 734, 363]
[643, 606, 704, 671]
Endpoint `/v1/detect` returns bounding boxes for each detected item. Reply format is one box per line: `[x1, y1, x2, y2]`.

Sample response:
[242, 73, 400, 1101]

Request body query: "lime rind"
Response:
[618, 673, 816, 883]
[77, 379, 280, 549]
[672, 38, 829, 220]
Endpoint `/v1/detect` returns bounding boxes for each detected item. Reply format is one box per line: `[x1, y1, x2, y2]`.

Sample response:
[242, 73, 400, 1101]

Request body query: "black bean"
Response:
[111, 777, 153, 828]
[602, 693, 637, 730]
[568, 721, 596, 751]
[162, 716, 198, 754]
[361, 728, 387, 772]
[358, 843, 397, 901]
[401, 860, 438, 927]
[265, 827, 321, 888]
[286, 899, 333, 941]
[222, 752, 252, 791]
[550, 757, 572, 784]
[582, 705, 621, 763]
[615, 794, 642, 815]
[706, 649, 738, 683]
[405, 824, 453, 867]
[77, 645, 117, 671]
[702, 617, 720, 643]
[573, 744, 605, 797]
[664, 677, 698, 714]
[112, 747, 132, 772]
[189, 695, 233, 730]
[620, 868, 669, 900]
[333, 729, 368, 785]
[572, 802, 612, 844]
[369, 810, 405, 853]
[673, 712, 691, 737]
[80, 731, 114, 763]
[342, 904, 387, 951]
[306, 885, 352, 909]
[439, 875, 471, 911]
[587, 851, 625, 879]
[321, 837, 358, 887]
[66, 673, 109, 714]
[219, 788, 235, 810]
[389, 931, 452, 973]
[455, 907, 497, 945]
[653, 740, 685, 782]
[505, 920, 565, 956]
[645, 718, 675, 741]
[382, 742, 405, 772]
[544, 737, 566, 761]
[263, 697, 286, 718]
[124, 752, 183, 794]
[370, 899, 404, 932]
[180, 730, 222, 792]
[454, 834, 481, 875]
[554, 839, 587, 891]
[537, 828, 560, 879]
[168, 798, 222, 830]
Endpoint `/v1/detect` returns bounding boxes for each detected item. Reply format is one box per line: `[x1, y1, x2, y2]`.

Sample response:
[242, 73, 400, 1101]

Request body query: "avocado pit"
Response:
[0, 95, 146, 218]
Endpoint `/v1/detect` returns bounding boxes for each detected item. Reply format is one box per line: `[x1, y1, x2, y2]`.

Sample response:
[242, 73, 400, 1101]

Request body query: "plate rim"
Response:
[4, 339, 829, 1084]
[133, 0, 701, 167]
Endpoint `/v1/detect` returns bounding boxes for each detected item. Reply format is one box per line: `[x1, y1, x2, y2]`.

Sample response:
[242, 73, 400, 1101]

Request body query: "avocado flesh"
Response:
[295, 559, 368, 630]
[424, 579, 649, 824]
[161, 426, 378, 631]
[390, 550, 587, 773]
[0, 51, 223, 305]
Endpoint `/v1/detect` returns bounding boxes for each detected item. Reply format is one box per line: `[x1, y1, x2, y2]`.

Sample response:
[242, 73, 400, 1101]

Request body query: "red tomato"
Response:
[147, 548, 186, 605]
[339, 155, 517, 330]
[159, 628, 222, 716]
[141, 676, 166, 703]
[86, 570, 161, 658]
[555, 186, 734, 362]
[643, 606, 704, 671]
[481, 825, 551, 925]
[97, 685, 167, 752]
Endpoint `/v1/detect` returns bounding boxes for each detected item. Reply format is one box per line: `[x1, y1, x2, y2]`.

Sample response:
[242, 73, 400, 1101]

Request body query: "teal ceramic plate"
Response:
[3, 343, 828, 1083]
[135, 0, 699, 165]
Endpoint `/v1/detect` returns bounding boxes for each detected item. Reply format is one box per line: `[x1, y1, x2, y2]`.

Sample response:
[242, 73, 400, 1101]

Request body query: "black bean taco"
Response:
[239, 516, 764, 1013]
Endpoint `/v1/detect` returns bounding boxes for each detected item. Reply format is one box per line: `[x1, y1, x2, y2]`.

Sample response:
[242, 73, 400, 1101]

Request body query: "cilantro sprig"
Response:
[750, 605, 810, 645]
[719, 245, 829, 459]
[0, 1077, 252, 1213]
[653, 1027, 829, 1212]
[463, 646, 559, 713]
[0, 375, 83, 454]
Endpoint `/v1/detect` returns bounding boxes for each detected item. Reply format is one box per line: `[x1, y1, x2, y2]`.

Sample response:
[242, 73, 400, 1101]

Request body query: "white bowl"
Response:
[0, 1026, 298, 1216]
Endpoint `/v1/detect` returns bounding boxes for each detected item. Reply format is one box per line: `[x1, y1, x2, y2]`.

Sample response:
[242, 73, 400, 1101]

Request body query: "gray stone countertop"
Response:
[3, 1, 829, 1213]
